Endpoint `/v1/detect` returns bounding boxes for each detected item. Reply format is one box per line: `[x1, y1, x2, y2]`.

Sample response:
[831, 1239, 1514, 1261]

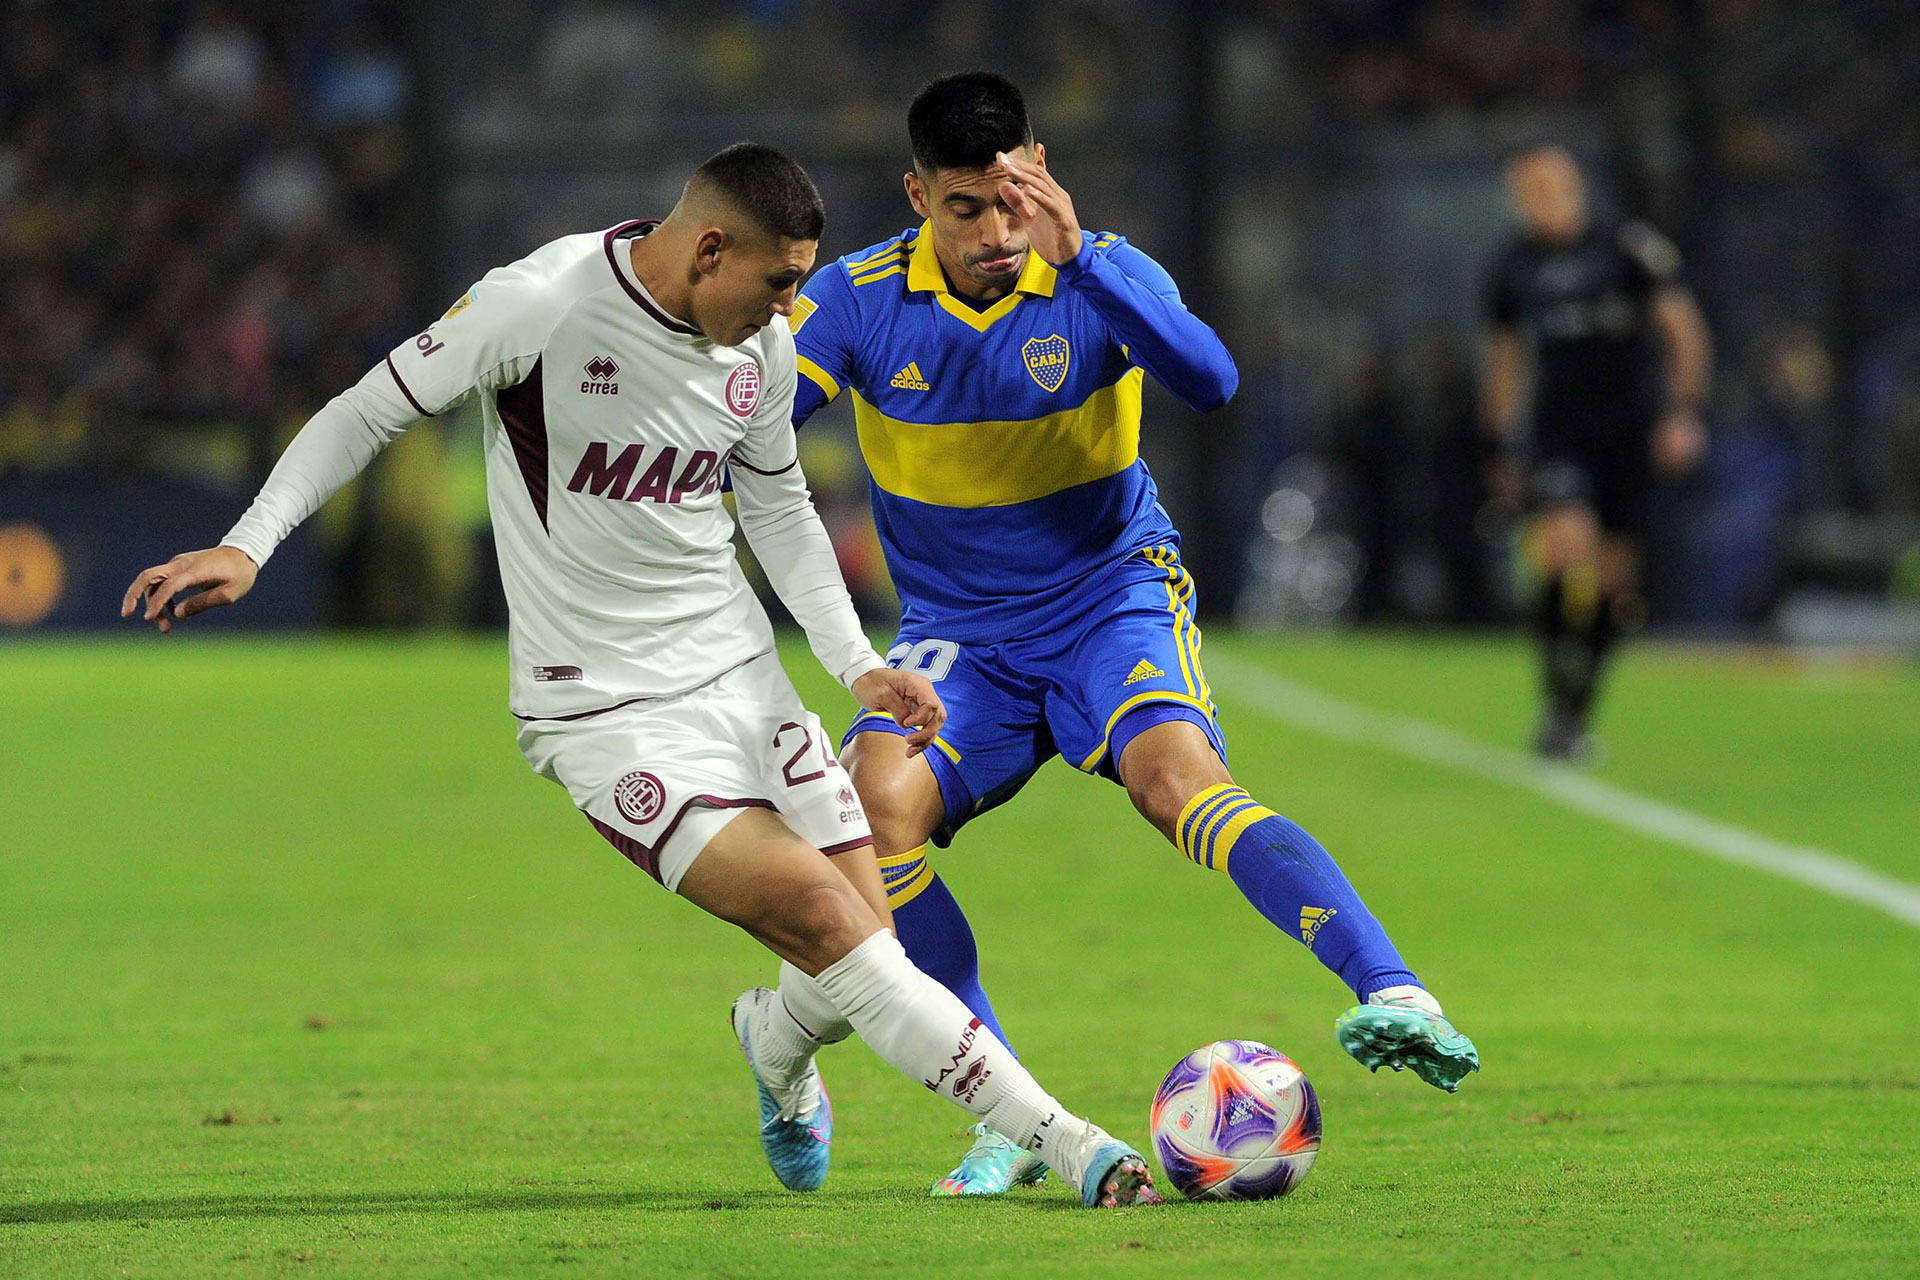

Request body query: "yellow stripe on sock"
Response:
[877, 843, 936, 907]
[1176, 785, 1245, 866]
[1204, 799, 1278, 875]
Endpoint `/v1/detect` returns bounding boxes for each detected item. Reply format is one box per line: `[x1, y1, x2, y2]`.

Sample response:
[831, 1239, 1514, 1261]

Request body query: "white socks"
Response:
[806, 930, 1105, 1182]
[751, 962, 852, 1092]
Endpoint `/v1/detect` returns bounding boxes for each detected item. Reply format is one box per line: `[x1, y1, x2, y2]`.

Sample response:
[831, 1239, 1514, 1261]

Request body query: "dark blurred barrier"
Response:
[0, 477, 318, 631]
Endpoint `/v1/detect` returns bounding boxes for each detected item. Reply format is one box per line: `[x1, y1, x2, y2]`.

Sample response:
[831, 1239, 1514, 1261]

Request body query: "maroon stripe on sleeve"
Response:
[386, 356, 434, 417]
[818, 836, 874, 856]
[496, 358, 548, 531]
[603, 220, 703, 336]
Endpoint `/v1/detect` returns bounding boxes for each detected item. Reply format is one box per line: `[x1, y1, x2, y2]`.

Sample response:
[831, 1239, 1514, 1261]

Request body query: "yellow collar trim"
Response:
[906, 221, 1058, 333]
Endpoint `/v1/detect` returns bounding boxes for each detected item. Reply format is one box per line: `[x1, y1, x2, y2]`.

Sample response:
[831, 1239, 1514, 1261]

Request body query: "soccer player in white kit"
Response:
[122, 144, 1159, 1208]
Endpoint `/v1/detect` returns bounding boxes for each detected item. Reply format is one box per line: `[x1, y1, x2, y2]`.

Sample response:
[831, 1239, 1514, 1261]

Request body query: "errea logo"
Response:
[582, 355, 620, 395]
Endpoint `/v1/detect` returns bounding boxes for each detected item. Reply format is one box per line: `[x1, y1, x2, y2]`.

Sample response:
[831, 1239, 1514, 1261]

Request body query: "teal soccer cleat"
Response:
[1335, 988, 1481, 1093]
[730, 988, 832, 1191]
[929, 1123, 1051, 1196]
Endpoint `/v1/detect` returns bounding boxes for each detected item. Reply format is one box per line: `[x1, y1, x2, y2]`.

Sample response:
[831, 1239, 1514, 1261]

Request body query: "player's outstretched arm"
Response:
[118, 256, 558, 633]
[996, 150, 1238, 413]
[115, 366, 425, 633]
[121, 546, 259, 633]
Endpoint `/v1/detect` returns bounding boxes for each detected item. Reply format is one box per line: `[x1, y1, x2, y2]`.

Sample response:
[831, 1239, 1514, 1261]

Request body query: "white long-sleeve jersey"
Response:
[222, 220, 885, 720]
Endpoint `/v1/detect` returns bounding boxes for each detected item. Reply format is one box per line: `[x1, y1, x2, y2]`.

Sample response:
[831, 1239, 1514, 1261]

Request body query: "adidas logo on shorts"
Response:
[1123, 658, 1165, 686]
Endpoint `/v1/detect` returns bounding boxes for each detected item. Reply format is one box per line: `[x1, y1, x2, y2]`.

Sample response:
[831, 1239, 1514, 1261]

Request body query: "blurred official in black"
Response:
[1483, 145, 1712, 759]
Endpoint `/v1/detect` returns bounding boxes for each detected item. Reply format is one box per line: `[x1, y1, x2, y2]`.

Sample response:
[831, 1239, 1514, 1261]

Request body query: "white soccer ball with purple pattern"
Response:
[1149, 1039, 1322, 1201]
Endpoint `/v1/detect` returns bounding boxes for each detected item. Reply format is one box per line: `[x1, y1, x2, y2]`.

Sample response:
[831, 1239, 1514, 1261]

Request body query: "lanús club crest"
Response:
[613, 770, 665, 824]
[725, 361, 761, 417]
[1022, 334, 1070, 393]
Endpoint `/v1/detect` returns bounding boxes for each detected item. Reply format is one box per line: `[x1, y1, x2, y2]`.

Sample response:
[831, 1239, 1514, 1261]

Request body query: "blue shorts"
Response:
[841, 543, 1227, 843]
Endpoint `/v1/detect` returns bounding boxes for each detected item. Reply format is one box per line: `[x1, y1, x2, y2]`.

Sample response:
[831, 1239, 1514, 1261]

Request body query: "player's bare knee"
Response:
[777, 879, 881, 968]
[1119, 722, 1232, 842]
[843, 736, 941, 852]
[1122, 761, 1205, 844]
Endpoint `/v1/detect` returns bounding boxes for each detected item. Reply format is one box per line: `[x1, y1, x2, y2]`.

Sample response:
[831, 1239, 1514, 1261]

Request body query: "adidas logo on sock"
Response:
[1123, 658, 1164, 686]
[890, 361, 931, 391]
[1300, 905, 1337, 944]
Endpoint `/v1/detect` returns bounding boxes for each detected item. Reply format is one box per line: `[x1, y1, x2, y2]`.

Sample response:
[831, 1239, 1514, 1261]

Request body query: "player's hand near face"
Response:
[1651, 407, 1707, 475]
[120, 545, 259, 633]
[851, 668, 946, 757]
[996, 150, 1081, 266]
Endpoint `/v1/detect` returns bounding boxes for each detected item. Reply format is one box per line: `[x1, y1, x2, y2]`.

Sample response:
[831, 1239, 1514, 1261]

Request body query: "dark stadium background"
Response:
[4, 0, 1919, 649]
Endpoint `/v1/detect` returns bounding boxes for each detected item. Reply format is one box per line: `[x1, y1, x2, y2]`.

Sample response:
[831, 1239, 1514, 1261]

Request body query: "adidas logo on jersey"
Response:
[890, 361, 931, 391]
[1123, 659, 1165, 686]
[1300, 905, 1338, 945]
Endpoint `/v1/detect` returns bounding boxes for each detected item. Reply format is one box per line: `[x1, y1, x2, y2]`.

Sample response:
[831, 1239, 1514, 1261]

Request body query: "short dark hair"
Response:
[908, 71, 1033, 174]
[688, 142, 824, 242]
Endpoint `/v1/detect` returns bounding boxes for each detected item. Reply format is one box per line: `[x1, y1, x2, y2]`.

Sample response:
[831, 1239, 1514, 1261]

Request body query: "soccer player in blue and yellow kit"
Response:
[789, 73, 1481, 1196]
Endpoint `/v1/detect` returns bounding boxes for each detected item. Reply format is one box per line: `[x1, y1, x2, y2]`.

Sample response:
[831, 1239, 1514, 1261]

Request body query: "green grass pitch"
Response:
[3, 632, 1916, 1276]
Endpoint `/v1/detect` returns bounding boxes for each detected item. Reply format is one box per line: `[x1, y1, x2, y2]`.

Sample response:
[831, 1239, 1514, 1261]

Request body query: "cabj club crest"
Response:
[1022, 333, 1070, 393]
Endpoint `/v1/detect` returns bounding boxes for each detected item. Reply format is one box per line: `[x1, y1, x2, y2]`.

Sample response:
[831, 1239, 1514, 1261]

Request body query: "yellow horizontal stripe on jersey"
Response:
[849, 248, 906, 275]
[852, 264, 907, 286]
[796, 355, 841, 401]
[852, 368, 1143, 508]
[844, 240, 906, 273]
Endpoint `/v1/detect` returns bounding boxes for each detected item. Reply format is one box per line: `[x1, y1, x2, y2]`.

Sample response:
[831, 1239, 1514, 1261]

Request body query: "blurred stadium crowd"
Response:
[1, 3, 415, 479]
[3, 1, 1918, 640]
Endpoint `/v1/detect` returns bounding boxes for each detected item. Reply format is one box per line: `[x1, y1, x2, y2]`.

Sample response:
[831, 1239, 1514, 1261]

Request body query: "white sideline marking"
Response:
[1208, 653, 1920, 930]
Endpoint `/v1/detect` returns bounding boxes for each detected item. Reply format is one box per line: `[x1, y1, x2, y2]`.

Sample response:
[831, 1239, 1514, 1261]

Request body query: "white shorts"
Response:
[516, 652, 872, 892]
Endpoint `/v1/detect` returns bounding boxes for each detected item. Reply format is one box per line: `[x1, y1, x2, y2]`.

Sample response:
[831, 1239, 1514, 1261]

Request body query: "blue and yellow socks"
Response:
[1176, 784, 1421, 1001]
[880, 844, 1015, 1050]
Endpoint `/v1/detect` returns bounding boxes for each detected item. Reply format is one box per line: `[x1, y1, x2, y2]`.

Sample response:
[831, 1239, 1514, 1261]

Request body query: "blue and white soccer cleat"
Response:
[730, 987, 832, 1191]
[1077, 1139, 1163, 1208]
[929, 1123, 1050, 1196]
[1335, 986, 1481, 1093]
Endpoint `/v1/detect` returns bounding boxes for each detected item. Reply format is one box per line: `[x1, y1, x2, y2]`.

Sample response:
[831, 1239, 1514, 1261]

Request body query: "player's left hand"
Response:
[1651, 408, 1707, 475]
[996, 151, 1082, 267]
[120, 545, 260, 633]
[851, 667, 947, 758]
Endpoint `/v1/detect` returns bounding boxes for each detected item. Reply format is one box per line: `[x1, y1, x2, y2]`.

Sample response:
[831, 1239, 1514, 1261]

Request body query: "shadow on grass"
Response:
[0, 1188, 834, 1226]
[0, 1185, 1166, 1227]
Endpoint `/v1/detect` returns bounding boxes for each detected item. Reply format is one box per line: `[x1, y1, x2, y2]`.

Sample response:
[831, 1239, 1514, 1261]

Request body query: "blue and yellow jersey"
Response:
[789, 222, 1237, 641]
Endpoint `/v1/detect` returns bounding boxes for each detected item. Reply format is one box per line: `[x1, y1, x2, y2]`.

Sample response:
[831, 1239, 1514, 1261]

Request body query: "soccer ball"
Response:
[1149, 1039, 1322, 1201]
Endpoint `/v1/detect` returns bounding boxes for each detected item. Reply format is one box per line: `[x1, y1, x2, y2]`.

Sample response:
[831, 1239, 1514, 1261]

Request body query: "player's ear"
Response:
[904, 172, 931, 219]
[1033, 142, 1047, 170]
[693, 226, 727, 277]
